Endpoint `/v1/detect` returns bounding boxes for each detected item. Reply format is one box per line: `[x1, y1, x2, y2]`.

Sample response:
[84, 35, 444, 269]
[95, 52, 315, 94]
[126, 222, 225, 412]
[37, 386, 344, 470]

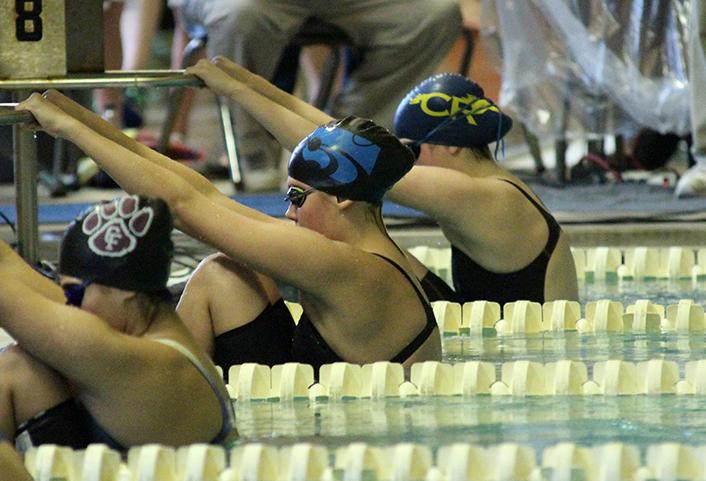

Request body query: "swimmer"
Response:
[0, 195, 235, 451]
[180, 59, 577, 304]
[0, 434, 32, 481]
[390, 73, 578, 304]
[17, 85, 441, 375]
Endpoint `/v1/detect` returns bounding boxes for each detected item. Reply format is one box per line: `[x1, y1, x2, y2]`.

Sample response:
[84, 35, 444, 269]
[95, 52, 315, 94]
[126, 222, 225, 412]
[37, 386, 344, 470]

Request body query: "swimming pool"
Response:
[226, 251, 706, 477]
[17, 243, 706, 481]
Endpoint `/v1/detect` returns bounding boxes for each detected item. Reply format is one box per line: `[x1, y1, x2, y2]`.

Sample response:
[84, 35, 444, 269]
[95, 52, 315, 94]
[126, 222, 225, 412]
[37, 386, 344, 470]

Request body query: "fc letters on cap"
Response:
[0, 0, 104, 79]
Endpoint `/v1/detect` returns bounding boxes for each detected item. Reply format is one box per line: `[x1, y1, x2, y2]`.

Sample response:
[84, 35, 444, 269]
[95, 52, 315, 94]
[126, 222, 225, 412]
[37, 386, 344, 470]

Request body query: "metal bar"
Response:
[0, 72, 203, 90]
[217, 96, 242, 186]
[1, 71, 206, 262]
[0, 109, 33, 126]
[13, 90, 39, 265]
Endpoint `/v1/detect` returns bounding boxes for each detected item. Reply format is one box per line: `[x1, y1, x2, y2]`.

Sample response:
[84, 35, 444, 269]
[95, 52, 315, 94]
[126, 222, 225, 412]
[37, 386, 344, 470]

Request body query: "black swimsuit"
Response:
[214, 299, 296, 380]
[291, 254, 439, 374]
[452, 179, 561, 304]
[419, 270, 458, 302]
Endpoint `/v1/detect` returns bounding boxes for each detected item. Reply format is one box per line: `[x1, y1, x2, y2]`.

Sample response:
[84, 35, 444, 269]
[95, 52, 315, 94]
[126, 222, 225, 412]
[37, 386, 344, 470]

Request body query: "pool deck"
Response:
[2, 87, 705, 255]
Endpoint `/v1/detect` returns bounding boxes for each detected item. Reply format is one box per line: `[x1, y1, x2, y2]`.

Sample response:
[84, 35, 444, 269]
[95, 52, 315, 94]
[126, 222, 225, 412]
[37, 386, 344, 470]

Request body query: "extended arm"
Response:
[0, 262, 150, 394]
[211, 56, 334, 127]
[0, 240, 64, 304]
[0, 440, 33, 481]
[387, 166, 523, 240]
[42, 90, 275, 225]
[17, 94, 364, 297]
[186, 59, 322, 152]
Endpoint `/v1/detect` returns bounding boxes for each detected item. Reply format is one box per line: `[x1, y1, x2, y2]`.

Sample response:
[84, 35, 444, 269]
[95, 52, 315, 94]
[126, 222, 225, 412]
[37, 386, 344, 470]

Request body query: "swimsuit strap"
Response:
[497, 178, 560, 254]
[154, 338, 235, 443]
[371, 254, 438, 363]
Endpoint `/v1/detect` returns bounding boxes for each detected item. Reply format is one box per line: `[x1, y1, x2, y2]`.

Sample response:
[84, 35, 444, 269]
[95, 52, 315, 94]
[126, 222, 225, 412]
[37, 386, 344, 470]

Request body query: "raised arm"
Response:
[0, 240, 64, 304]
[17, 94, 363, 297]
[186, 59, 321, 152]
[210, 56, 334, 127]
[387, 165, 522, 239]
[0, 439, 33, 481]
[42, 90, 219, 199]
[41, 90, 274, 225]
[0, 243, 150, 391]
[43, 90, 277, 223]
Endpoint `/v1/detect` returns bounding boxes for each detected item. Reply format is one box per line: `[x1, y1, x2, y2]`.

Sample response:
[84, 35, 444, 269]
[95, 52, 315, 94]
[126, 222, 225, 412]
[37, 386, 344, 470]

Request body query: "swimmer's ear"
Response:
[113, 289, 138, 303]
[336, 198, 355, 211]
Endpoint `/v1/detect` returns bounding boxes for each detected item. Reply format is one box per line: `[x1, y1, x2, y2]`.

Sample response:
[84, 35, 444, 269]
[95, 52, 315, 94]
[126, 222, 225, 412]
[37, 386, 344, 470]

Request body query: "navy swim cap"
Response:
[393, 73, 512, 148]
[59, 195, 174, 292]
[288, 116, 415, 203]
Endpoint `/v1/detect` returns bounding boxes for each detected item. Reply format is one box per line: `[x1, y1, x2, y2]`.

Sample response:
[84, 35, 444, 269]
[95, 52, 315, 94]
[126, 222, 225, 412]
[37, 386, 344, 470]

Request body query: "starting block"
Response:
[0, 0, 103, 78]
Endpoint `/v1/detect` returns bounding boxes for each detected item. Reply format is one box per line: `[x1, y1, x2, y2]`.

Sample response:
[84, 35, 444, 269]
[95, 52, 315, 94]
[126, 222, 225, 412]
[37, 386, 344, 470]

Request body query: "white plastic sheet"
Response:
[482, 0, 691, 140]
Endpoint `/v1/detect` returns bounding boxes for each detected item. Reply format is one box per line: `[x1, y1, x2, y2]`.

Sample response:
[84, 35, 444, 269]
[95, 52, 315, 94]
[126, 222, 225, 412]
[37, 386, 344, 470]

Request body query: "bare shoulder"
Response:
[438, 176, 539, 237]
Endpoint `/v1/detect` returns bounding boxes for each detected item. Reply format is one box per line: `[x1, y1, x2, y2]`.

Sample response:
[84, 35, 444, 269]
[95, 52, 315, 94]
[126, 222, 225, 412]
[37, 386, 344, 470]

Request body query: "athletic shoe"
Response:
[135, 130, 205, 162]
[675, 161, 706, 198]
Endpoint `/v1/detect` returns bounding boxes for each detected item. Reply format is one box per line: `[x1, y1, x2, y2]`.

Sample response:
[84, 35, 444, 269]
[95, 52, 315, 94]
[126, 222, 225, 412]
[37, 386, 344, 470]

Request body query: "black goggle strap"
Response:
[493, 114, 506, 161]
[408, 98, 507, 161]
[63, 280, 90, 307]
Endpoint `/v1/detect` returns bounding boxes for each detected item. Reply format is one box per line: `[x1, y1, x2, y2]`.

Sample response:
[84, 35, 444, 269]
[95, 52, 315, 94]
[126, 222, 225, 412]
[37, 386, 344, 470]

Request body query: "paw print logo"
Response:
[82, 196, 154, 257]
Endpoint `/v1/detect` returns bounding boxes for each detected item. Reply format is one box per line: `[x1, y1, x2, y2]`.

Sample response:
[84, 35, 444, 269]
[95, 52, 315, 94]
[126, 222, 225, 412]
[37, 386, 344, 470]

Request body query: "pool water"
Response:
[234, 395, 706, 452]
[443, 332, 706, 366]
[231, 276, 706, 457]
[581, 278, 706, 307]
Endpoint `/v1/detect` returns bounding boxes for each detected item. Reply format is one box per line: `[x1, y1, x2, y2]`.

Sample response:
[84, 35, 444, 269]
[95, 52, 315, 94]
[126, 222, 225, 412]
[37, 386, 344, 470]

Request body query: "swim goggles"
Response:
[284, 186, 315, 208]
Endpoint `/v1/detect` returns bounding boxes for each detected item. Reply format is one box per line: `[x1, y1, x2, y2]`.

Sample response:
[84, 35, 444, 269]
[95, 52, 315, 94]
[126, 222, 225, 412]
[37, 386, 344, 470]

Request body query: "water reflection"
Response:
[234, 396, 706, 451]
[581, 278, 706, 307]
[442, 331, 706, 366]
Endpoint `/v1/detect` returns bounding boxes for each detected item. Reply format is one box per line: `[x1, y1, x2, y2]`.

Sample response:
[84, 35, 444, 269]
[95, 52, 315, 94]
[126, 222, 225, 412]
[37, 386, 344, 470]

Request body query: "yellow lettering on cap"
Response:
[410, 92, 500, 126]
[410, 92, 452, 116]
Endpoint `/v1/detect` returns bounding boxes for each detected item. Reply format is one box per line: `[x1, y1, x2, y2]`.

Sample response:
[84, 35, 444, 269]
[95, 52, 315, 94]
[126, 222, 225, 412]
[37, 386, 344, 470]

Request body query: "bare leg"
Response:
[327, 0, 462, 128]
[0, 441, 33, 481]
[0, 346, 71, 441]
[169, 7, 203, 140]
[298, 46, 344, 105]
[120, 0, 164, 70]
[177, 253, 281, 356]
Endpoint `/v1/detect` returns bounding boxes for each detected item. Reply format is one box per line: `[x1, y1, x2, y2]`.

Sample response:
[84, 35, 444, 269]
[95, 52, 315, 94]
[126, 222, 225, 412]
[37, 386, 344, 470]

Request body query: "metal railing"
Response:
[0, 70, 203, 263]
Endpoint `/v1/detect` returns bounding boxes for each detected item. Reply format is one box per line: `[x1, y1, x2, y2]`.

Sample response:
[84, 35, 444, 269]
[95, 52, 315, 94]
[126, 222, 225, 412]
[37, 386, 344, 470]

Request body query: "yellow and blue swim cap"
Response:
[393, 73, 512, 150]
[288, 116, 415, 203]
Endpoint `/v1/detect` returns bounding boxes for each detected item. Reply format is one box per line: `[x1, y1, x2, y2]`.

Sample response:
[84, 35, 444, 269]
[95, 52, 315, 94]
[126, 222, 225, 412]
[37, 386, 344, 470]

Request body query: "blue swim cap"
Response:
[60, 195, 174, 292]
[393, 73, 512, 149]
[288, 116, 415, 203]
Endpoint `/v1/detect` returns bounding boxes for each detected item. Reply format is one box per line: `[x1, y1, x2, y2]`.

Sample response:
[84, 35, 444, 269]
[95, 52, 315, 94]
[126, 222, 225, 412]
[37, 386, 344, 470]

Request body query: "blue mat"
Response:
[3, 183, 704, 226]
[0, 194, 426, 225]
[527, 181, 706, 222]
